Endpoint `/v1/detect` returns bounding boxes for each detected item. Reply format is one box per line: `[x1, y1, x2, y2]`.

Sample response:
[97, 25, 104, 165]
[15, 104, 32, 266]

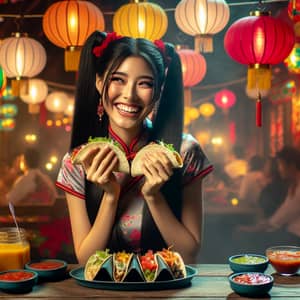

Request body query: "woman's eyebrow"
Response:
[112, 71, 154, 80]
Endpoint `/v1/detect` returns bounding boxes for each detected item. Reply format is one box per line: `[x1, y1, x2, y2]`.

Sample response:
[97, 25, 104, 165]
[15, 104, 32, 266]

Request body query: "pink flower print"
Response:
[129, 229, 141, 242]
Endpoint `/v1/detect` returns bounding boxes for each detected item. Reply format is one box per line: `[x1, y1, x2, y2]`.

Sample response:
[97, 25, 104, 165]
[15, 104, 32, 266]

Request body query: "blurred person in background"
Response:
[237, 146, 300, 251]
[224, 146, 248, 180]
[1, 148, 57, 206]
[238, 155, 265, 207]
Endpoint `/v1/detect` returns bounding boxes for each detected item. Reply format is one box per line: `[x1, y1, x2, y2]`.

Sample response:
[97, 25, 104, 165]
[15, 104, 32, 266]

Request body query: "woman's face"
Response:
[96, 56, 155, 135]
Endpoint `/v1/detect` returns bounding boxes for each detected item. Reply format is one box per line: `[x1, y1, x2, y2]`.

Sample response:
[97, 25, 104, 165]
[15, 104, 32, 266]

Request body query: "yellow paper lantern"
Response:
[45, 91, 69, 114]
[113, 0, 168, 41]
[175, 0, 230, 52]
[199, 102, 215, 119]
[43, 0, 105, 71]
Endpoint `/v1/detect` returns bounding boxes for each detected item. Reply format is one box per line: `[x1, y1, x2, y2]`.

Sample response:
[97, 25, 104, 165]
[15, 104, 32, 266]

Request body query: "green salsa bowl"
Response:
[228, 254, 269, 273]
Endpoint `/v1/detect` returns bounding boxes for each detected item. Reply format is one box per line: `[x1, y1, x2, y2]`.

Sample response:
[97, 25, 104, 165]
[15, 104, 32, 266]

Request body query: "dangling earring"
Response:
[97, 97, 104, 121]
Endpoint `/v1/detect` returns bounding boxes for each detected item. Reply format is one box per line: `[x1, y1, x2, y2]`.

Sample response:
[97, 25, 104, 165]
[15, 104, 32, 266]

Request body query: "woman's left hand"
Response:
[140, 152, 173, 198]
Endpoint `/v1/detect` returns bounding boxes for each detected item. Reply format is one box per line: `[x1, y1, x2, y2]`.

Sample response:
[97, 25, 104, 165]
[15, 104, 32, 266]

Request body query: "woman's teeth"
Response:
[116, 104, 139, 113]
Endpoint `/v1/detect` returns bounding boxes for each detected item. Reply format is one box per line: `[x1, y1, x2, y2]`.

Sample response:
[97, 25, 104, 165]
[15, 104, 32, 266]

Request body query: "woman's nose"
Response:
[122, 82, 136, 100]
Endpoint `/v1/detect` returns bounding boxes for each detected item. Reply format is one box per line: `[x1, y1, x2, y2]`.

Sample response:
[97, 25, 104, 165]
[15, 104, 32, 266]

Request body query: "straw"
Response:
[8, 202, 22, 242]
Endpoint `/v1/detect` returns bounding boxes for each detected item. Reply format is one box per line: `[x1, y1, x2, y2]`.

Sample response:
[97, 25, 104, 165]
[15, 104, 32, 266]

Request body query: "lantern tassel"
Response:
[65, 47, 81, 72]
[256, 94, 262, 127]
[247, 65, 271, 91]
[184, 88, 192, 106]
[28, 104, 40, 114]
[195, 34, 213, 53]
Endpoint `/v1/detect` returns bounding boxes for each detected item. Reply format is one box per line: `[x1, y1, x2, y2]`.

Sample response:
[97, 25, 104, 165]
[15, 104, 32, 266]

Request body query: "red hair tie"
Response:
[93, 32, 122, 57]
[154, 39, 171, 66]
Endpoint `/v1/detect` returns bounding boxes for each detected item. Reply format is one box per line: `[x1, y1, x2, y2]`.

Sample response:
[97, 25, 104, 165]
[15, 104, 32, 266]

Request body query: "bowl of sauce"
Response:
[25, 259, 67, 280]
[0, 270, 38, 293]
[229, 272, 274, 297]
[266, 246, 300, 276]
[228, 254, 269, 273]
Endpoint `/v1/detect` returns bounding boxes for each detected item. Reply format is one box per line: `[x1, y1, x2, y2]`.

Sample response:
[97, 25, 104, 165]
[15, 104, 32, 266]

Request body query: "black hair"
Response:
[249, 155, 264, 171]
[232, 145, 245, 159]
[24, 148, 40, 169]
[276, 146, 300, 170]
[70, 31, 184, 252]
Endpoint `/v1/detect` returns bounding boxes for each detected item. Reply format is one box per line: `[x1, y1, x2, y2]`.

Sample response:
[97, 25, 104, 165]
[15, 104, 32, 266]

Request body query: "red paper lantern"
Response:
[214, 89, 236, 110]
[177, 48, 206, 105]
[224, 11, 295, 91]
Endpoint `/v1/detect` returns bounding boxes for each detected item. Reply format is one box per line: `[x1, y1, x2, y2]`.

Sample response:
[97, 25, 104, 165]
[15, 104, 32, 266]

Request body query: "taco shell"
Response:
[71, 138, 130, 174]
[113, 251, 134, 282]
[84, 249, 112, 281]
[131, 143, 183, 177]
[137, 250, 159, 282]
[156, 249, 187, 279]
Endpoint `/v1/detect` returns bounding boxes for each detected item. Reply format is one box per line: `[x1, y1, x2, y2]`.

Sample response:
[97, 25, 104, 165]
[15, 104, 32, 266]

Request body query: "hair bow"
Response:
[93, 32, 122, 57]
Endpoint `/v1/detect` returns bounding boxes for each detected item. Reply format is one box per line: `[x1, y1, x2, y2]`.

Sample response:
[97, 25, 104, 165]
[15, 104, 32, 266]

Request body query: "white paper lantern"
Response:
[45, 91, 68, 114]
[20, 78, 48, 114]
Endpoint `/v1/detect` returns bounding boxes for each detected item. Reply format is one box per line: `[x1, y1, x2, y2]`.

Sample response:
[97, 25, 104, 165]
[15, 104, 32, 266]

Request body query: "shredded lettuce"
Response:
[88, 136, 122, 150]
[157, 140, 176, 152]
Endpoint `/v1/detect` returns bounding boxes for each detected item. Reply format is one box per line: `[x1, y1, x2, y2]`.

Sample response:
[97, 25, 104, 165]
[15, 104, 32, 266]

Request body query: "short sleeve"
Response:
[56, 152, 85, 199]
[180, 133, 213, 185]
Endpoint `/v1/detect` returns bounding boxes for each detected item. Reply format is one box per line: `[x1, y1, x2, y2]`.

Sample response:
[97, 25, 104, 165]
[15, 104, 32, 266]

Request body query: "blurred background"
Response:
[0, 0, 298, 263]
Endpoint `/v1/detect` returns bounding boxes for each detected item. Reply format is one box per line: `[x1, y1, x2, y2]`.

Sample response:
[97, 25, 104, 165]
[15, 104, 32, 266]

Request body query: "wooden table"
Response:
[1, 264, 299, 299]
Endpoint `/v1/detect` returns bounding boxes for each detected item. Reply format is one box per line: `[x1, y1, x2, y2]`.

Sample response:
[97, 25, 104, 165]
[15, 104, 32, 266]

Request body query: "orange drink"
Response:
[0, 228, 31, 271]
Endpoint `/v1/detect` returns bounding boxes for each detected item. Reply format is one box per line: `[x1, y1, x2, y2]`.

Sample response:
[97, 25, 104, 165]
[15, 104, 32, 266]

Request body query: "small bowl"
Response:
[0, 269, 38, 293]
[25, 259, 67, 281]
[229, 272, 274, 297]
[228, 254, 269, 273]
[266, 245, 300, 276]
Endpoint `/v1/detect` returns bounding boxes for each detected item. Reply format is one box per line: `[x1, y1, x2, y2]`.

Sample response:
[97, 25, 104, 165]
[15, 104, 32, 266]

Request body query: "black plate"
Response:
[69, 265, 197, 291]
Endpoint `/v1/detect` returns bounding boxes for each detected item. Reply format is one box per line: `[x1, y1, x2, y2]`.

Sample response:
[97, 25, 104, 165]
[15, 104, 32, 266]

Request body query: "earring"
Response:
[97, 98, 104, 121]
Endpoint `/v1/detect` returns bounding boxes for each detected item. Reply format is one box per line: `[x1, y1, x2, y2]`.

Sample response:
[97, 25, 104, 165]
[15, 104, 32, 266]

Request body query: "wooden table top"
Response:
[0, 264, 299, 299]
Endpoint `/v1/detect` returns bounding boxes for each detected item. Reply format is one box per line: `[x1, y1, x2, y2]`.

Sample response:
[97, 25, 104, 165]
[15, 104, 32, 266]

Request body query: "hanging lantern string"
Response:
[0, 0, 289, 19]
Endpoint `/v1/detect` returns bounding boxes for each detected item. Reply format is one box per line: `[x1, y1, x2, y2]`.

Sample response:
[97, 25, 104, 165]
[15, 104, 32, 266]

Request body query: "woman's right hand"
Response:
[80, 146, 121, 197]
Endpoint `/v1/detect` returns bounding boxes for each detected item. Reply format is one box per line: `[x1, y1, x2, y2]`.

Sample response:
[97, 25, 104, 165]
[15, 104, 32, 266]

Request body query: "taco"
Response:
[156, 248, 187, 279]
[131, 141, 183, 177]
[71, 137, 130, 174]
[84, 249, 112, 281]
[138, 250, 159, 282]
[113, 251, 134, 282]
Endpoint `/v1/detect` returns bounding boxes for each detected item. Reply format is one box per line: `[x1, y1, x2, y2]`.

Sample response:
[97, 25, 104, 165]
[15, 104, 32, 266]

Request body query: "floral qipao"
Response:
[56, 120, 213, 253]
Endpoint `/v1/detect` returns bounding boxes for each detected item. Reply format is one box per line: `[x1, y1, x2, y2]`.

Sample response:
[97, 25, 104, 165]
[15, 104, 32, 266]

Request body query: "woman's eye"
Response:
[110, 76, 124, 84]
[139, 81, 153, 88]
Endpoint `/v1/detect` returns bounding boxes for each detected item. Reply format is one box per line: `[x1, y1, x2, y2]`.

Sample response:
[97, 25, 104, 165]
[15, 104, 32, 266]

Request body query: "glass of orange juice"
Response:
[0, 227, 30, 271]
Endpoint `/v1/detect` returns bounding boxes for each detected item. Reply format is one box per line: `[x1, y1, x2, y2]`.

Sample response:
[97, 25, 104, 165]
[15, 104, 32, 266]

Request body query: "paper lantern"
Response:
[45, 91, 69, 114]
[0, 118, 16, 131]
[199, 102, 215, 119]
[177, 48, 206, 105]
[288, 0, 300, 23]
[224, 11, 295, 91]
[20, 79, 48, 114]
[214, 89, 236, 111]
[285, 43, 300, 74]
[0, 66, 6, 94]
[175, 0, 230, 52]
[43, 0, 105, 71]
[0, 33, 46, 95]
[64, 96, 75, 117]
[113, 0, 168, 41]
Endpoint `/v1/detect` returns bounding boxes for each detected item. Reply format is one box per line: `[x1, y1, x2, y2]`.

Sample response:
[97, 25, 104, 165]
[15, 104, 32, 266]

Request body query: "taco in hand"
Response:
[113, 251, 133, 282]
[71, 137, 130, 174]
[156, 248, 187, 279]
[84, 249, 112, 281]
[131, 141, 183, 177]
[138, 250, 159, 282]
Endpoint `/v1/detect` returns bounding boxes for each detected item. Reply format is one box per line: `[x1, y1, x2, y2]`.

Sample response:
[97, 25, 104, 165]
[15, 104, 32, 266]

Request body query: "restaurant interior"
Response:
[0, 0, 299, 265]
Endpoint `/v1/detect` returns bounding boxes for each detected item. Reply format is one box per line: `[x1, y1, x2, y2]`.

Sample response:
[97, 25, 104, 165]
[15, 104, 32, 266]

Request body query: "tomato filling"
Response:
[0, 271, 34, 281]
[233, 273, 271, 285]
[29, 261, 64, 270]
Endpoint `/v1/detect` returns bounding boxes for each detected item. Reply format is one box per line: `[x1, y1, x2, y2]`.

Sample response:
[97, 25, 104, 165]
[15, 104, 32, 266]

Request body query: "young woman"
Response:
[56, 31, 213, 264]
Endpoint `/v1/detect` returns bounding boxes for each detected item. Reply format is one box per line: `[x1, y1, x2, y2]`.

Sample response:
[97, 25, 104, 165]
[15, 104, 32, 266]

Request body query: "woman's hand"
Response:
[141, 152, 173, 199]
[80, 146, 121, 197]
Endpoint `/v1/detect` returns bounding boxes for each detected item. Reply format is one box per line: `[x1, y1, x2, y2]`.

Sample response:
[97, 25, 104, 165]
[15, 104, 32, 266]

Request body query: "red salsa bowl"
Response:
[0, 270, 38, 293]
[25, 259, 67, 280]
[266, 246, 300, 276]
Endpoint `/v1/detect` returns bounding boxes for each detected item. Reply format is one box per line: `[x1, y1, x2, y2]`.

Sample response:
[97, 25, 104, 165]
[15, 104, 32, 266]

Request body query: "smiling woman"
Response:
[55, 31, 213, 266]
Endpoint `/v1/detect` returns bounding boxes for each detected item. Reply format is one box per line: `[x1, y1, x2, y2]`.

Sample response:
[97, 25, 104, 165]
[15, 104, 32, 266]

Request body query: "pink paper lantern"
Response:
[214, 89, 236, 110]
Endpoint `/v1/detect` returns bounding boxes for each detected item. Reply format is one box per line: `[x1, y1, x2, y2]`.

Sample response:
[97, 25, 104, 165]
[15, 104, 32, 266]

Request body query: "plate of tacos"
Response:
[70, 249, 197, 291]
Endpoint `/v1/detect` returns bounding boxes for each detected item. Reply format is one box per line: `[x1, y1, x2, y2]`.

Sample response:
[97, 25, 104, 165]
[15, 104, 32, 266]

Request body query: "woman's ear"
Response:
[95, 74, 103, 93]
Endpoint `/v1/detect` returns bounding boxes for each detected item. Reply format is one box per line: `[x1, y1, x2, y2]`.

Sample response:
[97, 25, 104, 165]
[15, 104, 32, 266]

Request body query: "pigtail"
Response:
[150, 43, 183, 152]
[70, 31, 108, 150]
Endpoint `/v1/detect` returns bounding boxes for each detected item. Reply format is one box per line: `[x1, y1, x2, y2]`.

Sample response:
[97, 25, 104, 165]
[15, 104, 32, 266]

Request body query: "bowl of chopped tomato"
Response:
[25, 259, 67, 281]
[0, 270, 38, 293]
[228, 272, 274, 297]
[266, 245, 300, 276]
